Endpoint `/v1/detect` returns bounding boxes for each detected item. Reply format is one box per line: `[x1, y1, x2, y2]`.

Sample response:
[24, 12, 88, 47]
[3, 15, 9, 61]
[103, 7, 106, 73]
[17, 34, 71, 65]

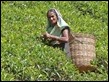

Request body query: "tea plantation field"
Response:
[1, 1, 108, 81]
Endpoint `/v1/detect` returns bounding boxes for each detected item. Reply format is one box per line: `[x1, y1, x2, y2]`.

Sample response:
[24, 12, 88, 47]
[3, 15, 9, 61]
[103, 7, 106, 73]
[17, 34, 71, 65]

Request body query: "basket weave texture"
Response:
[69, 33, 96, 68]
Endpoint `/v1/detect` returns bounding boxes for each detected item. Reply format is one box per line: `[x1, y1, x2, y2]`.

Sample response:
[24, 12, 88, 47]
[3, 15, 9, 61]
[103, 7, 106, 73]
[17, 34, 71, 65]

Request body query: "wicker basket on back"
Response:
[69, 33, 96, 72]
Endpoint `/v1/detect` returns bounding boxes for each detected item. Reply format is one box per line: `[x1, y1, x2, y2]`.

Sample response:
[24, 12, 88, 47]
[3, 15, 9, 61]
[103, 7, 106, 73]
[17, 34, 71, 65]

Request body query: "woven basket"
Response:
[69, 33, 96, 72]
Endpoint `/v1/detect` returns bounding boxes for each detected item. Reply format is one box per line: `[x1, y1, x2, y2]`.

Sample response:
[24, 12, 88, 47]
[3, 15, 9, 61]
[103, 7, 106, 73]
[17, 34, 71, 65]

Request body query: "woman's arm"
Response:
[44, 29, 69, 43]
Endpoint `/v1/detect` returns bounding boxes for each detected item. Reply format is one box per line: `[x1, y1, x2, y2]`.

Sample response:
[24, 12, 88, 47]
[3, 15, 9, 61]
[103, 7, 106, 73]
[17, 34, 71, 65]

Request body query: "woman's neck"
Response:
[51, 22, 57, 27]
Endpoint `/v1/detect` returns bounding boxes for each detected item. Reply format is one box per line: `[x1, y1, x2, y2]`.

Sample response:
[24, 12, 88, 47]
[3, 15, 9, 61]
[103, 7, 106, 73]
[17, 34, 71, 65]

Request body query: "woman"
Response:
[43, 8, 71, 57]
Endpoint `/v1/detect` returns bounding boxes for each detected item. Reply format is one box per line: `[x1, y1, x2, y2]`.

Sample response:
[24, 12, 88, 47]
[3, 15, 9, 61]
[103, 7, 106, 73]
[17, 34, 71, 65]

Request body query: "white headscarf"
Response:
[54, 9, 69, 27]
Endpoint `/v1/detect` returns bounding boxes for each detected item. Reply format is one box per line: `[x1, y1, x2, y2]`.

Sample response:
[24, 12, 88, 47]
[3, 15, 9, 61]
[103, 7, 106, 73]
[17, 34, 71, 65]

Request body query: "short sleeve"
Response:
[61, 26, 70, 33]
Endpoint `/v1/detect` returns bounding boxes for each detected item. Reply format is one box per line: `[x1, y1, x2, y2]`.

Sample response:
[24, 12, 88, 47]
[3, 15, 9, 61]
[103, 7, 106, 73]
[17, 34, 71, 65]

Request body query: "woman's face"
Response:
[47, 11, 58, 25]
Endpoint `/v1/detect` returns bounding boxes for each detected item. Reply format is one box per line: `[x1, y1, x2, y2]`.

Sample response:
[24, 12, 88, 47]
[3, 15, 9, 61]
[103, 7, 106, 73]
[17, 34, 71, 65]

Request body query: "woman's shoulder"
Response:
[61, 26, 70, 32]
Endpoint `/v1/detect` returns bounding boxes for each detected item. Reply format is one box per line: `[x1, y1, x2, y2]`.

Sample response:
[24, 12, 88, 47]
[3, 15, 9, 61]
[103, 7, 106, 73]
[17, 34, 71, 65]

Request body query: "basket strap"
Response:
[69, 32, 83, 44]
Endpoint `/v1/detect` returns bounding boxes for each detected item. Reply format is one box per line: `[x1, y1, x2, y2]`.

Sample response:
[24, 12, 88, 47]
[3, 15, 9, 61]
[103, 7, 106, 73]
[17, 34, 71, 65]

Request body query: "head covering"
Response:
[46, 8, 69, 37]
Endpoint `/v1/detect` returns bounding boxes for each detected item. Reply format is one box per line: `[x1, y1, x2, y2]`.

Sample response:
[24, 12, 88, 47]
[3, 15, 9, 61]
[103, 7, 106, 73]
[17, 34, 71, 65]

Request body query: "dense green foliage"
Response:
[1, 1, 108, 81]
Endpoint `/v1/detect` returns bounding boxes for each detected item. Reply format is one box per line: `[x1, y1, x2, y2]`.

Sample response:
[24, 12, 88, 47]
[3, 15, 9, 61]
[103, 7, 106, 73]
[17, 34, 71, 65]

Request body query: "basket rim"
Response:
[72, 33, 95, 39]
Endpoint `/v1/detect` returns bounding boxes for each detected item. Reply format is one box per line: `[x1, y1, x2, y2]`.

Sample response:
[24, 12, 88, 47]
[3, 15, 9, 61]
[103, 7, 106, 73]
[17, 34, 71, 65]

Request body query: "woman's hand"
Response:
[45, 32, 51, 38]
[43, 32, 51, 39]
